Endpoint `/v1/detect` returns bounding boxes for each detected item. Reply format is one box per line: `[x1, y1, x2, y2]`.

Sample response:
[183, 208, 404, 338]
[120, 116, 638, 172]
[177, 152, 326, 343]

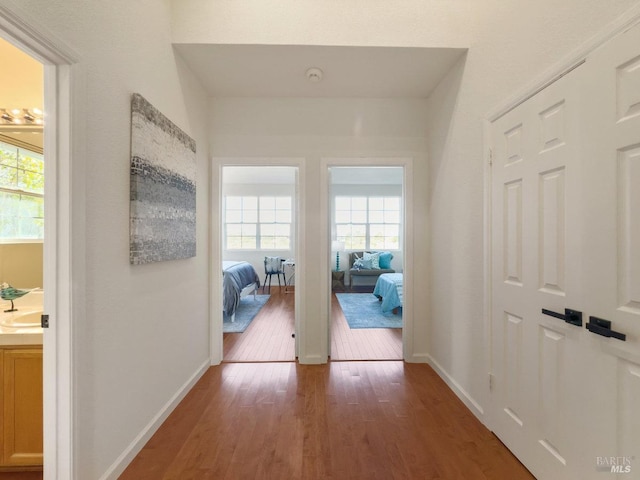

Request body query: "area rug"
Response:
[223, 295, 270, 333]
[335, 293, 402, 329]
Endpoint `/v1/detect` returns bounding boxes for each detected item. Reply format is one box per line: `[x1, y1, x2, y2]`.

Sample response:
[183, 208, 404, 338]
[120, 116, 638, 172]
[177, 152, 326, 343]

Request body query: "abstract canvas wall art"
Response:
[130, 93, 196, 264]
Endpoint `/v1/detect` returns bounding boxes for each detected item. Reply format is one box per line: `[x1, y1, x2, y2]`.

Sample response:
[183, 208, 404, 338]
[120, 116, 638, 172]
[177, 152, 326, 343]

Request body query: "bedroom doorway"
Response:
[220, 165, 298, 362]
[328, 166, 404, 360]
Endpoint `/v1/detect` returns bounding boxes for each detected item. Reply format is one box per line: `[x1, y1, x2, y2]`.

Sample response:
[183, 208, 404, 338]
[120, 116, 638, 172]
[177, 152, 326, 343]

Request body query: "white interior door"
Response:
[581, 21, 640, 475]
[490, 66, 593, 479]
[490, 21, 640, 479]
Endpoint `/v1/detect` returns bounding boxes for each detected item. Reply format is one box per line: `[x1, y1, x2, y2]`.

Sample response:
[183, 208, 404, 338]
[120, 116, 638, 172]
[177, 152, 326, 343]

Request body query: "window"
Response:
[0, 141, 44, 241]
[225, 195, 292, 250]
[335, 196, 400, 250]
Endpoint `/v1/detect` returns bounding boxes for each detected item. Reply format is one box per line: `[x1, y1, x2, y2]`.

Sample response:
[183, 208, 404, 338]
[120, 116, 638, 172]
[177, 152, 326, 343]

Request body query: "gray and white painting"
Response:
[130, 93, 196, 264]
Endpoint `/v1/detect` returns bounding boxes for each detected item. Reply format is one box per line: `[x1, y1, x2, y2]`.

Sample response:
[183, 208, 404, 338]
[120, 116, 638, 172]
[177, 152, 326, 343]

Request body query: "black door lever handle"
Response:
[586, 316, 626, 341]
[541, 308, 583, 326]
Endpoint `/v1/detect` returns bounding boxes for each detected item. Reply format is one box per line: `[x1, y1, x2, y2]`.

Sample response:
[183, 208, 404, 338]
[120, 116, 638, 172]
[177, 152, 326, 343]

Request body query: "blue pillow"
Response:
[379, 251, 393, 269]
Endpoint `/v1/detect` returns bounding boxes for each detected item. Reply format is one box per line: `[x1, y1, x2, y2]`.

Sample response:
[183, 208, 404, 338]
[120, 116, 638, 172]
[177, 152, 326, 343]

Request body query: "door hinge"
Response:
[489, 373, 495, 391]
[489, 149, 493, 167]
[41, 314, 49, 329]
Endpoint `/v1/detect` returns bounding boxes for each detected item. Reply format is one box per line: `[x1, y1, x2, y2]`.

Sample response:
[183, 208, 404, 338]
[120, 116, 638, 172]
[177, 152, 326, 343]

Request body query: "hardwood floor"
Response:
[330, 292, 402, 360]
[224, 287, 402, 362]
[0, 472, 42, 480]
[0, 288, 404, 480]
[223, 287, 296, 362]
[120, 361, 534, 479]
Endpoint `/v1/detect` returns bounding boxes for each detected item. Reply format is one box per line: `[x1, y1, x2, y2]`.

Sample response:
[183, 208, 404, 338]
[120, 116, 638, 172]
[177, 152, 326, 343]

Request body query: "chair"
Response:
[348, 251, 395, 290]
[263, 256, 285, 293]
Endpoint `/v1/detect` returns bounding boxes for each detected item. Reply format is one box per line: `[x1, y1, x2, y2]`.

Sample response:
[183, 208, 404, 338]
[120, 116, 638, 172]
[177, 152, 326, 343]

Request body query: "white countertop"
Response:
[0, 327, 43, 345]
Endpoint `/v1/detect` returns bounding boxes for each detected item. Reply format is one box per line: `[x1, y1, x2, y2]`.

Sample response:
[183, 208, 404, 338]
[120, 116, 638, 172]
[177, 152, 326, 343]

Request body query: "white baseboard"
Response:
[299, 354, 326, 364]
[99, 359, 210, 480]
[405, 352, 429, 363]
[427, 354, 485, 421]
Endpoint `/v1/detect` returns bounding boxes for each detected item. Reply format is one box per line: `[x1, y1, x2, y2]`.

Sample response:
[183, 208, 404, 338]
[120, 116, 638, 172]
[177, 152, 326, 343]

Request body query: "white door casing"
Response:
[213, 158, 305, 364]
[490, 20, 640, 479]
[320, 157, 416, 362]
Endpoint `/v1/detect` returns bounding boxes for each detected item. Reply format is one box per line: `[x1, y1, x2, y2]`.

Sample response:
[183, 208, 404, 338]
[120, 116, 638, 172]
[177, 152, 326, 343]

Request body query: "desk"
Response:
[284, 260, 295, 293]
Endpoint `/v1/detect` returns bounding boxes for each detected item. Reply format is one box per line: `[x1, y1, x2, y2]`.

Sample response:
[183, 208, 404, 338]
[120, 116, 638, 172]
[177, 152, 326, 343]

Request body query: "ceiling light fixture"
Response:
[305, 67, 323, 83]
[0, 108, 44, 129]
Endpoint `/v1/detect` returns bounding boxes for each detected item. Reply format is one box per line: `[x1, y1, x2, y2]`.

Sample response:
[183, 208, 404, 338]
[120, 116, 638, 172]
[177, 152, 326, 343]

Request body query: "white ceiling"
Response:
[174, 44, 466, 98]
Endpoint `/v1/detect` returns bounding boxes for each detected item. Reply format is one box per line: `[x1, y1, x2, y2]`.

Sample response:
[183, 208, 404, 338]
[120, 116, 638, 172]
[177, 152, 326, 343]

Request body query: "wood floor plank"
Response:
[223, 288, 296, 362]
[121, 361, 535, 480]
[0, 473, 42, 480]
[224, 288, 401, 362]
[330, 293, 402, 360]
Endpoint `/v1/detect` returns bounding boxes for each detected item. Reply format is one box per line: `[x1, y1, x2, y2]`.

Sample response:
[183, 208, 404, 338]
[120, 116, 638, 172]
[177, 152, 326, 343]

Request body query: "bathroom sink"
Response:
[0, 310, 42, 328]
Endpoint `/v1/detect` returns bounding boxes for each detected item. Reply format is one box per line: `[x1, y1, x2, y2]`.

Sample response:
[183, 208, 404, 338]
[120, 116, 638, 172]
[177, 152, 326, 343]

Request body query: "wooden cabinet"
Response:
[0, 346, 43, 469]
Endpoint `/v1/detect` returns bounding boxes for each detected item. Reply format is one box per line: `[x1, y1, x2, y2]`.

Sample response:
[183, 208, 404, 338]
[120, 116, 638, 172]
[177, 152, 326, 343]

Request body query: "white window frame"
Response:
[334, 195, 401, 250]
[0, 140, 45, 243]
[224, 194, 292, 250]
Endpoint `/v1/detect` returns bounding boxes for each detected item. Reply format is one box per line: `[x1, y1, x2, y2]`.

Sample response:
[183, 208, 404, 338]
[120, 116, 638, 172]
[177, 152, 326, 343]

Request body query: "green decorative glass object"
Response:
[1, 283, 30, 313]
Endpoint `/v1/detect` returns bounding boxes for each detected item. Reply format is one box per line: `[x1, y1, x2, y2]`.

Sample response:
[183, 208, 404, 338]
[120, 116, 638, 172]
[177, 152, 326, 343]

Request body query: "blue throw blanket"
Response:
[223, 261, 260, 316]
[373, 273, 403, 313]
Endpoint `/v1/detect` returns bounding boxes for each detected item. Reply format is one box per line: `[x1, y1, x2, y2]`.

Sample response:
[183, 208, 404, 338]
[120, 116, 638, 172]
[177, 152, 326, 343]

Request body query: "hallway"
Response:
[120, 361, 533, 479]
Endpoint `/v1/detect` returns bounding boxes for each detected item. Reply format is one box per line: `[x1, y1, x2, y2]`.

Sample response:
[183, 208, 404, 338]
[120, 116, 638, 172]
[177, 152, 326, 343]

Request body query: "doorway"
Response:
[220, 165, 298, 362]
[328, 165, 405, 360]
[0, 9, 76, 478]
[0, 36, 45, 475]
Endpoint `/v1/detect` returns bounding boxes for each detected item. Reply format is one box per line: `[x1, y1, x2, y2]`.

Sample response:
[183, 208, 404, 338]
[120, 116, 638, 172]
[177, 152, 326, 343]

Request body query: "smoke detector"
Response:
[305, 67, 323, 83]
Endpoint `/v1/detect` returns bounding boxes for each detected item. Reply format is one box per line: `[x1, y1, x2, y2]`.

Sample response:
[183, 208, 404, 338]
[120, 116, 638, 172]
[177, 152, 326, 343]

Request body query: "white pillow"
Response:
[363, 252, 380, 269]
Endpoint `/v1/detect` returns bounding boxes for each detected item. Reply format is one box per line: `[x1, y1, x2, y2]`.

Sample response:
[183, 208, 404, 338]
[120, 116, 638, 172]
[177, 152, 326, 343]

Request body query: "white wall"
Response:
[2, 1, 211, 478]
[171, 0, 472, 48]
[210, 97, 430, 362]
[180, 0, 640, 421]
[425, 0, 640, 418]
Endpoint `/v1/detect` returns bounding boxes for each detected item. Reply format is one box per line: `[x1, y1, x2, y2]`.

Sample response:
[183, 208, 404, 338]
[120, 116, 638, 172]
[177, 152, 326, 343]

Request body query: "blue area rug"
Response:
[223, 295, 270, 333]
[336, 293, 402, 329]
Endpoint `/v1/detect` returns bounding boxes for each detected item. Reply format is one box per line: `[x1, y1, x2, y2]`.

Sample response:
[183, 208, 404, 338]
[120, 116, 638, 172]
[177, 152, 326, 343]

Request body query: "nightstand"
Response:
[332, 270, 345, 291]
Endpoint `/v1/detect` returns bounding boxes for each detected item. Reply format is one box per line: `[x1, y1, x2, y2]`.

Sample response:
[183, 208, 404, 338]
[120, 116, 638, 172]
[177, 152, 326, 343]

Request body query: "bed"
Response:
[373, 273, 403, 314]
[223, 261, 260, 322]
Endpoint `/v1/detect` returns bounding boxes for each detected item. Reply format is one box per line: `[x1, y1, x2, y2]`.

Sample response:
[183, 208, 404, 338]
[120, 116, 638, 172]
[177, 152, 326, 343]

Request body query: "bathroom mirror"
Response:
[0, 131, 44, 290]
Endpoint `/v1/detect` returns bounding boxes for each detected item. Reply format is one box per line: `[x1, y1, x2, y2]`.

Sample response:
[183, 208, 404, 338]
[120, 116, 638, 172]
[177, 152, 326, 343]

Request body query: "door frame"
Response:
[210, 157, 305, 364]
[0, 5, 80, 479]
[483, 5, 640, 430]
[320, 157, 415, 361]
